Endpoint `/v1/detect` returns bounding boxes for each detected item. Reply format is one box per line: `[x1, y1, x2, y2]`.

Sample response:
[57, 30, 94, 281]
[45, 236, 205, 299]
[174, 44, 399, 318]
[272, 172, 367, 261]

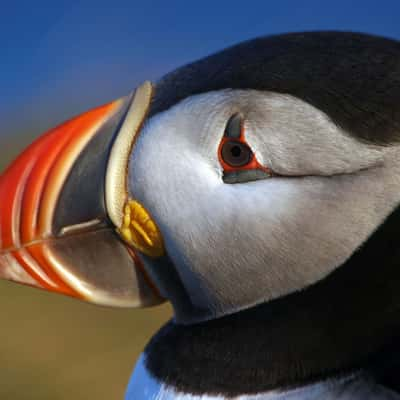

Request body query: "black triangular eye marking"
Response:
[224, 113, 243, 139]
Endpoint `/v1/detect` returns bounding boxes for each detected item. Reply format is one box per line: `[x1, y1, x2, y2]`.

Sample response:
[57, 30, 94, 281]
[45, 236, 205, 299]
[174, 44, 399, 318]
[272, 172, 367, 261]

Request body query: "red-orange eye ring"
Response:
[218, 114, 275, 183]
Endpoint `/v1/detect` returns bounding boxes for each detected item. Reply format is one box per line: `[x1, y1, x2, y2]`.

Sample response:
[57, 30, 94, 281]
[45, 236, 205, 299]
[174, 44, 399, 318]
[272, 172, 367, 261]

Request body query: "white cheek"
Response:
[131, 133, 399, 317]
[127, 90, 400, 321]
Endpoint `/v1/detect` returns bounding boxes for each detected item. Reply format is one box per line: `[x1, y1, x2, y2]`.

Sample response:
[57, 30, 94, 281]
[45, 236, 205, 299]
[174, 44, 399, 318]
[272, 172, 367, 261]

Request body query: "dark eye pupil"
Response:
[231, 146, 241, 157]
[221, 141, 252, 167]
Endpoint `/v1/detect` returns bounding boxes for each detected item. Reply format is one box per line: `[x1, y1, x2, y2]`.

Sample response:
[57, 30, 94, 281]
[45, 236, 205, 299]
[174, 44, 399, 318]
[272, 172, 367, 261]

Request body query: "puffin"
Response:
[1, 31, 400, 399]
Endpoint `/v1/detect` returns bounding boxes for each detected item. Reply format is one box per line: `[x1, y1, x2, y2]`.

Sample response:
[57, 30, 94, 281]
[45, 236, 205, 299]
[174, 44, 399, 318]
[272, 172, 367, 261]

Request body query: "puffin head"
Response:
[1, 31, 400, 330]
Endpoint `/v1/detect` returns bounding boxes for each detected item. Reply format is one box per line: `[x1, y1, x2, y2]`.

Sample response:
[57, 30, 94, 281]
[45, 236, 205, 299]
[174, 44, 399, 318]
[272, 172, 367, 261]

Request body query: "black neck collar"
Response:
[144, 205, 400, 397]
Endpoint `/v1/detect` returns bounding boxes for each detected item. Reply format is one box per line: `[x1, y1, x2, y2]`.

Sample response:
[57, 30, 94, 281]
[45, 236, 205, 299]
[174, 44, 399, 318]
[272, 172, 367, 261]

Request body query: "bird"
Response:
[1, 31, 400, 399]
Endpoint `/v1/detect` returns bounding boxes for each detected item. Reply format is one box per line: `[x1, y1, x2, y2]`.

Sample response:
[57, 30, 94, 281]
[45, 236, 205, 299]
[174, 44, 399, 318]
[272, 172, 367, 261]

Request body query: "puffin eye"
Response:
[218, 113, 274, 184]
[221, 141, 253, 167]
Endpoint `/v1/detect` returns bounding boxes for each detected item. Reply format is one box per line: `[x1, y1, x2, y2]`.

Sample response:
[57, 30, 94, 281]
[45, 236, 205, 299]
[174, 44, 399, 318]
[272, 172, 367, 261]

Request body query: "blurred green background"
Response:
[2, 0, 400, 398]
[0, 282, 171, 399]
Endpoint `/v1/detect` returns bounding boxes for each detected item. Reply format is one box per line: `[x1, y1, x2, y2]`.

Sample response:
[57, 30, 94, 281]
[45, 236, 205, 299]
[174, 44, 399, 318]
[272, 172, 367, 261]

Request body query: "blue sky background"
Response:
[1, 0, 400, 140]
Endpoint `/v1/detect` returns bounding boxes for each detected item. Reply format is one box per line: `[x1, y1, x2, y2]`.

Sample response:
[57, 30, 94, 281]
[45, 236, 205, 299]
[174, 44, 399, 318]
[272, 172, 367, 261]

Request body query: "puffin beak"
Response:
[0, 82, 165, 308]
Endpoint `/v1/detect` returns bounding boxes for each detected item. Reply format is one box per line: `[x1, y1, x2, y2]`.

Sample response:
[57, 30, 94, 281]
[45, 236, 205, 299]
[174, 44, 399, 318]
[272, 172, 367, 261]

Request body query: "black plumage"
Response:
[145, 202, 400, 397]
[150, 31, 400, 145]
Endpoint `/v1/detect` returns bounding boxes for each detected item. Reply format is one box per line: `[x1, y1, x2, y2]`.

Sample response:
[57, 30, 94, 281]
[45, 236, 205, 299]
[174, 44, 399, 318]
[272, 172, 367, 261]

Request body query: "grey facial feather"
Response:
[129, 89, 400, 324]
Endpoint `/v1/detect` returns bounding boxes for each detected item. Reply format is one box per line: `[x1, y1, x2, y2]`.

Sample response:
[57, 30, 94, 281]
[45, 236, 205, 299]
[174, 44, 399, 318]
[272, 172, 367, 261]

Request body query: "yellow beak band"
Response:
[119, 200, 165, 258]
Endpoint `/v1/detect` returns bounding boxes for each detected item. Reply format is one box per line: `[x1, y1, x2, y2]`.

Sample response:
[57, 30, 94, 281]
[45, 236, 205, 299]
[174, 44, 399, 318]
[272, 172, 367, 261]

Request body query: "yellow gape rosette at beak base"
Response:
[119, 200, 165, 258]
[104, 80, 165, 259]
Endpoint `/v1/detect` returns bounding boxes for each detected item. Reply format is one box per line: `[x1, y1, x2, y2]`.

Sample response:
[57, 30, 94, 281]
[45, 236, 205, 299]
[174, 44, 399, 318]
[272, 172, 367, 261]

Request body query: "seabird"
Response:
[1, 31, 400, 399]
